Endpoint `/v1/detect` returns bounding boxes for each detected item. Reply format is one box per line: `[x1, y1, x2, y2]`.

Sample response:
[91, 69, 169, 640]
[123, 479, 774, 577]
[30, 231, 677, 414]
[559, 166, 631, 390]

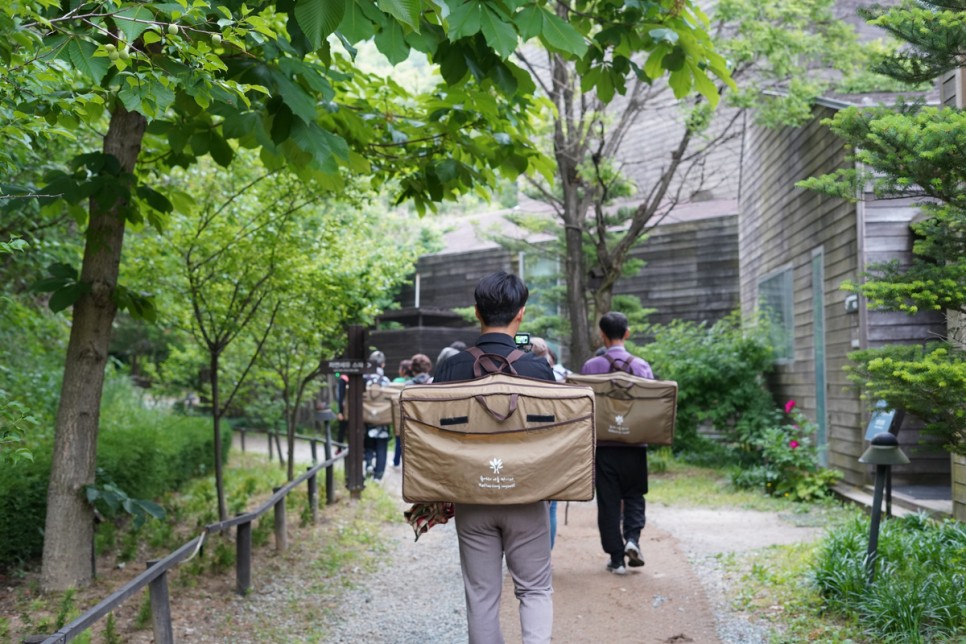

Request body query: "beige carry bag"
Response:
[567, 363, 677, 446]
[361, 381, 405, 427]
[400, 350, 596, 504]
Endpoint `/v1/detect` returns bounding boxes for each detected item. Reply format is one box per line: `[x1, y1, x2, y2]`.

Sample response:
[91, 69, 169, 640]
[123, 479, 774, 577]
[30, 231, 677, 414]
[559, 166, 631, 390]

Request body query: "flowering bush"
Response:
[731, 400, 842, 501]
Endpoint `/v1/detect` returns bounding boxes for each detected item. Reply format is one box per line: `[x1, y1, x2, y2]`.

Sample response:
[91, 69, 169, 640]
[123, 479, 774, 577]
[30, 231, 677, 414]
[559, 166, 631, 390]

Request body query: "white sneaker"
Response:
[606, 559, 627, 575]
[625, 540, 645, 567]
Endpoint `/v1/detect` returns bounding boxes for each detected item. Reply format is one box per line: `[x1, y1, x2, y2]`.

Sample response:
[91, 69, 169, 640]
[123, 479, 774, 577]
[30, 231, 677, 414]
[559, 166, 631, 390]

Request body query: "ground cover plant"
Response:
[813, 513, 966, 643]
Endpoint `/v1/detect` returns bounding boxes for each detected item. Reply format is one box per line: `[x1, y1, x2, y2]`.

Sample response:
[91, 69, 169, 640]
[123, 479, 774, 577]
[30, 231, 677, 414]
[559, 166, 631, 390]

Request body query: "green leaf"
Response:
[688, 61, 719, 108]
[514, 5, 543, 40]
[137, 185, 173, 213]
[668, 66, 692, 99]
[377, 0, 421, 30]
[538, 9, 587, 57]
[49, 282, 91, 312]
[339, 0, 380, 43]
[275, 73, 318, 124]
[374, 20, 410, 64]
[662, 45, 686, 72]
[480, 6, 517, 58]
[114, 5, 156, 44]
[63, 39, 110, 84]
[294, 0, 346, 50]
[209, 133, 234, 167]
[448, 0, 483, 39]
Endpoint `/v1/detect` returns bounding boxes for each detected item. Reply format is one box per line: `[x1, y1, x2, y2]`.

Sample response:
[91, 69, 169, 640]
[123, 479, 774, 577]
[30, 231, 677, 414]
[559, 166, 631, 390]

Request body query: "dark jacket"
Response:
[434, 332, 556, 383]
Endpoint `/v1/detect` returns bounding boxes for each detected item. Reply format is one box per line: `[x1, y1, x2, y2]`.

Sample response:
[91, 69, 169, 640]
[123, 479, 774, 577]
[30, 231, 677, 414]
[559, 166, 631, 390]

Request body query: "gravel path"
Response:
[317, 466, 825, 643]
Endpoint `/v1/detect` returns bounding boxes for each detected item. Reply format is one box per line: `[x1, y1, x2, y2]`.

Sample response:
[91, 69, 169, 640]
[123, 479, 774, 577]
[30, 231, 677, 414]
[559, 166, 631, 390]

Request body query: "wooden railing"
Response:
[30, 434, 347, 644]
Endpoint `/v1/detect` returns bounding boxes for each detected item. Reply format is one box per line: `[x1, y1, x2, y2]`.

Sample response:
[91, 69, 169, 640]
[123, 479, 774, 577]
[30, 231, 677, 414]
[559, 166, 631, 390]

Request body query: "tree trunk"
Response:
[41, 106, 146, 591]
[284, 386, 295, 481]
[210, 349, 228, 522]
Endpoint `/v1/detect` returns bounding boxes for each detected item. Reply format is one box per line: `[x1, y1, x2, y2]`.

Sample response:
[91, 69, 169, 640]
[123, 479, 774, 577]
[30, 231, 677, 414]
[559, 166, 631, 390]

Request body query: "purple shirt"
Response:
[581, 346, 653, 378]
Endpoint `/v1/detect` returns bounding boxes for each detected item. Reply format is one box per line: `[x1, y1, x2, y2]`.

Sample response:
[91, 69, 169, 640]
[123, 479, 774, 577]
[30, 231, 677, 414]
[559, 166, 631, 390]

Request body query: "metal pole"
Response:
[236, 519, 252, 595]
[146, 560, 174, 644]
[866, 463, 888, 584]
[273, 487, 287, 552]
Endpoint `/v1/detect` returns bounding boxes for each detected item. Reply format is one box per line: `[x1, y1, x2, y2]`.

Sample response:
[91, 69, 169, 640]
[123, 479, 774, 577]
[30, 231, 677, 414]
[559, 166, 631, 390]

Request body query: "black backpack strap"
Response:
[604, 352, 642, 374]
[467, 346, 524, 378]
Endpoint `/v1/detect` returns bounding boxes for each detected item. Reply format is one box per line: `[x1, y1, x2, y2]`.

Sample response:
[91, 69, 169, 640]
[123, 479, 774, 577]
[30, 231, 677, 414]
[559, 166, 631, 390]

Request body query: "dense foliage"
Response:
[0, 376, 229, 568]
[640, 314, 841, 499]
[813, 513, 966, 642]
[798, 0, 966, 455]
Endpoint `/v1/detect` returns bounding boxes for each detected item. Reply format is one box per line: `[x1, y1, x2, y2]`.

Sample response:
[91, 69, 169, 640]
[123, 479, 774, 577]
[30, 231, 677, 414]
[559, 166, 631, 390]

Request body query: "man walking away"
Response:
[580, 312, 654, 575]
[434, 271, 556, 644]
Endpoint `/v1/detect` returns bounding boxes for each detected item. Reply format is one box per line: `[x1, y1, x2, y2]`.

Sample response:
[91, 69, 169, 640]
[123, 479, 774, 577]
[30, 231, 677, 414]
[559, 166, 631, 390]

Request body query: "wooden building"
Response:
[379, 201, 740, 375]
[737, 99, 950, 491]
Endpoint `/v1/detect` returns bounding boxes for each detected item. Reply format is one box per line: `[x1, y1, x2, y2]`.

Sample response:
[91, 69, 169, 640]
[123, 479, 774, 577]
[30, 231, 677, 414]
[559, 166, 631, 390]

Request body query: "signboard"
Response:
[321, 359, 370, 375]
[865, 400, 902, 441]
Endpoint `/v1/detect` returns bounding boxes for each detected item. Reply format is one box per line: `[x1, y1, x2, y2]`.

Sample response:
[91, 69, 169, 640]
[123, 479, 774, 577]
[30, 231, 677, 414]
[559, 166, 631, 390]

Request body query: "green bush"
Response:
[0, 377, 231, 568]
[813, 513, 966, 642]
[639, 313, 776, 456]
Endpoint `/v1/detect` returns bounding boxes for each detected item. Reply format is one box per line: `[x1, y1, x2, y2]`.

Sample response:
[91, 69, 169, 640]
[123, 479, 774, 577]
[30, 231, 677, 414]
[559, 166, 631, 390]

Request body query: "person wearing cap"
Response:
[364, 350, 392, 481]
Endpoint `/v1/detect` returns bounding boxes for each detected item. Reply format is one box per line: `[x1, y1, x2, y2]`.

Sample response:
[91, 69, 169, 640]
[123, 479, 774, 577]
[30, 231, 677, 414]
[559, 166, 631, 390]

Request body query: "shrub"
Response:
[731, 400, 842, 501]
[639, 313, 776, 455]
[0, 377, 231, 568]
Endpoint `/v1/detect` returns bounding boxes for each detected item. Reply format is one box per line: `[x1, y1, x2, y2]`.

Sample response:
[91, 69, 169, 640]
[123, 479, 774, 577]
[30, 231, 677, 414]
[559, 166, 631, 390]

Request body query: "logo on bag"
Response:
[607, 413, 631, 436]
[479, 456, 516, 491]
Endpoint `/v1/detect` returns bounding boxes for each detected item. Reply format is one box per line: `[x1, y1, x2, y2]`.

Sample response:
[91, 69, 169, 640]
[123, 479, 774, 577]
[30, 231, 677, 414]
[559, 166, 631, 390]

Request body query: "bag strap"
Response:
[604, 352, 636, 374]
[466, 346, 525, 378]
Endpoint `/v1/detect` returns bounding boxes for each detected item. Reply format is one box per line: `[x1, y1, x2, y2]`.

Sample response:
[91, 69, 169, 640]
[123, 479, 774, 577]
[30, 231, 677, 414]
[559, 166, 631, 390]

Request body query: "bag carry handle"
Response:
[466, 347, 526, 378]
[473, 392, 520, 422]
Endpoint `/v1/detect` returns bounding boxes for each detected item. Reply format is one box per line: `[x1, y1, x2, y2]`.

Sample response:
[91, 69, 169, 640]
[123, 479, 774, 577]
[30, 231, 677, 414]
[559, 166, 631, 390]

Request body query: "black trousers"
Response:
[595, 446, 648, 558]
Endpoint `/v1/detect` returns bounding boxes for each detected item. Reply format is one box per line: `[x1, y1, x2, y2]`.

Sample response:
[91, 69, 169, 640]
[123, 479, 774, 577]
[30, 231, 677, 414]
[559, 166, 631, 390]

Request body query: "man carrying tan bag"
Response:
[423, 272, 561, 644]
[577, 312, 656, 576]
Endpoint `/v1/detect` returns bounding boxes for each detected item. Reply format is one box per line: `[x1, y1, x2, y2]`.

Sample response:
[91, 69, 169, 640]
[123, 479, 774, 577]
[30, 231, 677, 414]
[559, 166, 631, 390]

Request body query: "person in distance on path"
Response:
[580, 311, 654, 575]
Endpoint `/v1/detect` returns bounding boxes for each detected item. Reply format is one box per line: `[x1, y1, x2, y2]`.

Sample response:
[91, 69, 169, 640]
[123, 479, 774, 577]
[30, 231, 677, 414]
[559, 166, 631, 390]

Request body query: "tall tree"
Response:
[517, 0, 860, 363]
[799, 0, 966, 455]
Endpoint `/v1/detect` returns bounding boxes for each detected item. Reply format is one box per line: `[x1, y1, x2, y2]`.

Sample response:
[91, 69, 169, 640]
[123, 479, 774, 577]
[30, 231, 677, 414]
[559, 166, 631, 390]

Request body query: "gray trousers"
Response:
[454, 502, 554, 644]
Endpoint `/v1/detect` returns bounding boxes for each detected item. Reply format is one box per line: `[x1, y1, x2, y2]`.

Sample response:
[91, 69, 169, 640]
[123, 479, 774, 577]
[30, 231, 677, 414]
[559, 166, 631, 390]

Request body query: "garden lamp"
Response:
[859, 432, 909, 583]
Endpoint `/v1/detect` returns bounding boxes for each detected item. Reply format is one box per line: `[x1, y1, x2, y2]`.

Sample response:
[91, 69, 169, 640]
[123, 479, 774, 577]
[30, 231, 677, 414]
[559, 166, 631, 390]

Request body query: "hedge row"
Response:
[0, 414, 231, 568]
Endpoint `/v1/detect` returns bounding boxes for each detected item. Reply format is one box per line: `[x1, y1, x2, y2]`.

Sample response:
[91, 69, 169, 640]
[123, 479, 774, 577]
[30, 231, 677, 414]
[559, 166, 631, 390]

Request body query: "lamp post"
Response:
[858, 432, 910, 584]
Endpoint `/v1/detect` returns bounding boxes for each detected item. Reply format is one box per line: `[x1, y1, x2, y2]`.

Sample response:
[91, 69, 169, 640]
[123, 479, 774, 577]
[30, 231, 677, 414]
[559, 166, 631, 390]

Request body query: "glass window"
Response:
[758, 267, 795, 362]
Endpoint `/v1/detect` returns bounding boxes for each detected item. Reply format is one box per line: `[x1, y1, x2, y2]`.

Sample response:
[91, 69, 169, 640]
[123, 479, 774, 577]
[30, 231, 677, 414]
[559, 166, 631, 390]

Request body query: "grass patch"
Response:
[813, 513, 966, 642]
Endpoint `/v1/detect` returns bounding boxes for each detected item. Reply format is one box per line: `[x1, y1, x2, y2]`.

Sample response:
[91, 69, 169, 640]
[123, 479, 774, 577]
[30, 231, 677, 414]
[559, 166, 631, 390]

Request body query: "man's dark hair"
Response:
[599, 311, 629, 340]
[474, 271, 529, 327]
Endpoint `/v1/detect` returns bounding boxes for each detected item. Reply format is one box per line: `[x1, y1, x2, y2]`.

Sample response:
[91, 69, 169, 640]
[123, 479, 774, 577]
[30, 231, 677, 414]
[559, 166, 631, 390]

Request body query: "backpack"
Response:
[567, 353, 677, 446]
[359, 375, 404, 427]
[399, 346, 596, 504]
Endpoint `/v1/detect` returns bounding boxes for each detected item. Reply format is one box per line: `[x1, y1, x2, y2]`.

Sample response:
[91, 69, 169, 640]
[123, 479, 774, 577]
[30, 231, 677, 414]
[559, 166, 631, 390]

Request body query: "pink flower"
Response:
[784, 400, 796, 414]
[789, 440, 800, 449]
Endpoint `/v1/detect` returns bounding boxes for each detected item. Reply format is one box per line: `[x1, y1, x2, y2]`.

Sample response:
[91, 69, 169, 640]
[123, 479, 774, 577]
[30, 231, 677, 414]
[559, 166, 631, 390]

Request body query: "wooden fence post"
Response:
[236, 518, 252, 595]
[324, 423, 335, 505]
[267, 430, 273, 461]
[307, 467, 319, 524]
[273, 487, 287, 552]
[240, 427, 246, 453]
[146, 560, 174, 644]
[310, 438, 318, 464]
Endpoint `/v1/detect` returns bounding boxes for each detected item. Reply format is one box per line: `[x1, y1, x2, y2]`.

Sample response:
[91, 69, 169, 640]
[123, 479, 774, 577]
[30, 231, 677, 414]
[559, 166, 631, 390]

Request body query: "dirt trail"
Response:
[493, 498, 825, 644]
